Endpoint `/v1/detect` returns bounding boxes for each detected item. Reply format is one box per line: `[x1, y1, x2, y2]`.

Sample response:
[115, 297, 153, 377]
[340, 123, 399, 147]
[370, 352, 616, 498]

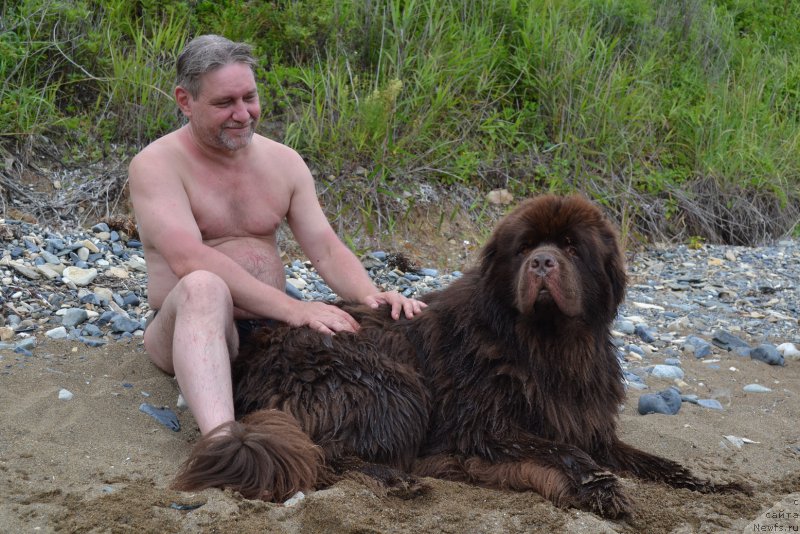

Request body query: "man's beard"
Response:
[217, 121, 255, 150]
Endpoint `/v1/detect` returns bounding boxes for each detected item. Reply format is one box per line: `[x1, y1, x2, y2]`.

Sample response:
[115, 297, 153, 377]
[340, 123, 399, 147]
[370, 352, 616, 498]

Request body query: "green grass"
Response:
[1, 0, 799, 245]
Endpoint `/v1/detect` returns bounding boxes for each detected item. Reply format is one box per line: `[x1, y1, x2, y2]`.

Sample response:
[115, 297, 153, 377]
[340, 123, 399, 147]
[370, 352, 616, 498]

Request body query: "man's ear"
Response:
[175, 86, 192, 117]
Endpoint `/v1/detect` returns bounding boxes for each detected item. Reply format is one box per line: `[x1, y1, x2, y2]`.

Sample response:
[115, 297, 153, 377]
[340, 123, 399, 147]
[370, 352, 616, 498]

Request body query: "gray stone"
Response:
[649, 364, 685, 380]
[750, 344, 785, 366]
[110, 315, 142, 334]
[697, 399, 724, 411]
[743, 384, 772, 393]
[712, 330, 750, 351]
[684, 335, 712, 358]
[638, 388, 682, 415]
[62, 308, 89, 328]
[615, 320, 636, 335]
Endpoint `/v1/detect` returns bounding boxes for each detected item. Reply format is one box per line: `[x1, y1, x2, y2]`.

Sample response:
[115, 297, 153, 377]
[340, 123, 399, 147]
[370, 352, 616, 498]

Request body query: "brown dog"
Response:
[172, 194, 746, 518]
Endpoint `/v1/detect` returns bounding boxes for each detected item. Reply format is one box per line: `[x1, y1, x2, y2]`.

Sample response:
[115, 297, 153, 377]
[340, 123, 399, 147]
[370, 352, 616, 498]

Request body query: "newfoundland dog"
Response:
[172, 194, 745, 518]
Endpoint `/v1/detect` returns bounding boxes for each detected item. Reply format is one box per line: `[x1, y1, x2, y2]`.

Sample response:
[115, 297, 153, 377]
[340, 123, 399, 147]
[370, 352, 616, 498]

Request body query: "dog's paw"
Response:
[701, 480, 754, 496]
[574, 470, 632, 519]
[384, 474, 431, 500]
[348, 462, 431, 500]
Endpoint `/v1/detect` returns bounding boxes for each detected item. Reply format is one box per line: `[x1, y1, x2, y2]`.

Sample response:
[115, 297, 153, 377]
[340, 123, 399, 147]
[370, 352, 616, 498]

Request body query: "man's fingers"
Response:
[334, 308, 360, 331]
[311, 320, 335, 336]
[363, 295, 380, 309]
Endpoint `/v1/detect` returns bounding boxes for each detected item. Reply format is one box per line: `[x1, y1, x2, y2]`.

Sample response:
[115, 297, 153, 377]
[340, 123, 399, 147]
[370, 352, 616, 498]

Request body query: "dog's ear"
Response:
[604, 235, 627, 308]
[479, 237, 498, 276]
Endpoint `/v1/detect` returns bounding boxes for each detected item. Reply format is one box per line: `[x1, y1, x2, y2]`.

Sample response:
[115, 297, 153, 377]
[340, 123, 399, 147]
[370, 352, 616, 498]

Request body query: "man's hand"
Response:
[363, 291, 428, 320]
[288, 301, 361, 335]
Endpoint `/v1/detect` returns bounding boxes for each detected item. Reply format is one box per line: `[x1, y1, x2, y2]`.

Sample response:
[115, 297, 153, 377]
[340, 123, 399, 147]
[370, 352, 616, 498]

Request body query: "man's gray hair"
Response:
[176, 34, 257, 97]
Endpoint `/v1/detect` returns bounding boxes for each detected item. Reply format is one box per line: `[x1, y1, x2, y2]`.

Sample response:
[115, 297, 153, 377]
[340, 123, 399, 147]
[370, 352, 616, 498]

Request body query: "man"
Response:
[128, 35, 425, 450]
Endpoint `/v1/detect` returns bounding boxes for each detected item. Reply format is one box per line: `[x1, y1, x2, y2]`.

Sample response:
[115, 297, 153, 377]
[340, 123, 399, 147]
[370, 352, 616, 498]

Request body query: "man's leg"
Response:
[143, 270, 239, 435]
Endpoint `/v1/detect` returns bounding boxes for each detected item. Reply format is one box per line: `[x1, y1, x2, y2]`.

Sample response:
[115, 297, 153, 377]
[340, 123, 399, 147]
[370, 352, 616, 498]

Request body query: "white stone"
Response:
[486, 188, 514, 205]
[36, 264, 63, 280]
[105, 266, 129, 279]
[0, 326, 15, 342]
[287, 278, 307, 290]
[283, 491, 306, 506]
[46, 326, 69, 340]
[78, 239, 100, 253]
[743, 383, 772, 393]
[8, 261, 40, 280]
[93, 287, 113, 304]
[126, 256, 147, 272]
[58, 389, 74, 401]
[62, 266, 98, 286]
[777, 343, 800, 361]
[632, 302, 665, 311]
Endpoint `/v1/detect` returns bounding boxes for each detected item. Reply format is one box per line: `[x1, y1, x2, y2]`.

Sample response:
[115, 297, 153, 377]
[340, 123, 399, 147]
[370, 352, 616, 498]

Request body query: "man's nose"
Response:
[231, 100, 249, 121]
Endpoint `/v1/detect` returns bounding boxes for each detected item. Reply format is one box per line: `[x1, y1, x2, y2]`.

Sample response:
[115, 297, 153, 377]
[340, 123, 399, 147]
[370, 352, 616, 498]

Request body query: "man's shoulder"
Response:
[253, 134, 300, 158]
[128, 131, 187, 189]
[252, 134, 309, 176]
[136, 129, 183, 158]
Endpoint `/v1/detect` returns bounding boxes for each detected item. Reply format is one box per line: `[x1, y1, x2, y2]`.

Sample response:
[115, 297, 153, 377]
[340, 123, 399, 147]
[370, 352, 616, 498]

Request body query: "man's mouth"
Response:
[224, 122, 253, 131]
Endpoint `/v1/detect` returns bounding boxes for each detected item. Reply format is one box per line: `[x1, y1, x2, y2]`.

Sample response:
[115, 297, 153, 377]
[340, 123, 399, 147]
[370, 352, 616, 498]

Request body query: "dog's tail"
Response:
[171, 408, 323, 501]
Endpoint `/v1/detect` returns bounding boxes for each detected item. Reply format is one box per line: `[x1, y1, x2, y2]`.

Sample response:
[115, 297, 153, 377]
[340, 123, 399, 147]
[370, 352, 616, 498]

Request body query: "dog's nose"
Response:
[530, 251, 558, 277]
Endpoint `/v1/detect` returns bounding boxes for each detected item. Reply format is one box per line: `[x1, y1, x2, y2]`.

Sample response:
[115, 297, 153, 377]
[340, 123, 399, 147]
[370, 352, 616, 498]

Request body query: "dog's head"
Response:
[479, 195, 626, 326]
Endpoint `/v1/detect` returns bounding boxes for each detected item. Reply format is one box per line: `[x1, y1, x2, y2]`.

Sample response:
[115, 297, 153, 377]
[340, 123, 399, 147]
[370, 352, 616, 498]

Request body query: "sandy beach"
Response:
[2, 332, 799, 533]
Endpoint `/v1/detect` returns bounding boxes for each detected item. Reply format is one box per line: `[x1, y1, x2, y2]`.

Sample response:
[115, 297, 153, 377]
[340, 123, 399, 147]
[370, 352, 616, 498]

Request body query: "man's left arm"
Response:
[286, 165, 426, 320]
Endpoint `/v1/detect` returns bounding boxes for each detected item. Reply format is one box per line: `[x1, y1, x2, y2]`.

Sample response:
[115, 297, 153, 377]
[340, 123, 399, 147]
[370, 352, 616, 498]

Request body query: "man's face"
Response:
[179, 62, 261, 151]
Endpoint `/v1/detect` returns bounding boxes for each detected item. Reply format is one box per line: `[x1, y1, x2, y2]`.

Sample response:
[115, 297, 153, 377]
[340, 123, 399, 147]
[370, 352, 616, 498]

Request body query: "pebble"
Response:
[638, 388, 682, 415]
[777, 342, 800, 361]
[614, 320, 636, 335]
[648, 364, 685, 380]
[634, 324, 656, 343]
[283, 491, 306, 506]
[139, 403, 180, 432]
[58, 388, 74, 401]
[697, 399, 724, 411]
[743, 384, 772, 393]
[683, 335, 712, 358]
[712, 330, 750, 352]
[62, 266, 98, 286]
[750, 344, 785, 366]
[45, 326, 69, 340]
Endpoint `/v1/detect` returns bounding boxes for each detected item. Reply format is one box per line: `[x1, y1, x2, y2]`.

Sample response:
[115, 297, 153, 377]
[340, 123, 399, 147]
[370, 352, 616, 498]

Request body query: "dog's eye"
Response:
[517, 243, 533, 256]
[563, 237, 578, 256]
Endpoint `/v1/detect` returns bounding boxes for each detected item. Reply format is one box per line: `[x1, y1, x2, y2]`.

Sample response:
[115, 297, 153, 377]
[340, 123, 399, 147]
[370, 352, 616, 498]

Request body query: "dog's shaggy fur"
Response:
[172, 195, 746, 518]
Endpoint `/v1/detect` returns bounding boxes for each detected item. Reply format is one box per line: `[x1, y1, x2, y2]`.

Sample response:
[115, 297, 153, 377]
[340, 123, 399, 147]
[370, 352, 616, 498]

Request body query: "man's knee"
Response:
[175, 270, 233, 311]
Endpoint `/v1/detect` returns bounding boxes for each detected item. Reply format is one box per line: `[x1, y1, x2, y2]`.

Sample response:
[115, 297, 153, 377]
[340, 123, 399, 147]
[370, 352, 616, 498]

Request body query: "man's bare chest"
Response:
[186, 174, 289, 239]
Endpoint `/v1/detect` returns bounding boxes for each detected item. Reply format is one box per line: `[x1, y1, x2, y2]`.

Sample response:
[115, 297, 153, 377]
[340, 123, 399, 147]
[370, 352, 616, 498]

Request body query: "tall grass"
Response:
[1, 0, 799, 244]
[0, 0, 187, 151]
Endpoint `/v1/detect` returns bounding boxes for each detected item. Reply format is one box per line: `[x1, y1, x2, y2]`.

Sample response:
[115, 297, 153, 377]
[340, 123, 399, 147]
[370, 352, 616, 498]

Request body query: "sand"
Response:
[1, 335, 799, 533]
